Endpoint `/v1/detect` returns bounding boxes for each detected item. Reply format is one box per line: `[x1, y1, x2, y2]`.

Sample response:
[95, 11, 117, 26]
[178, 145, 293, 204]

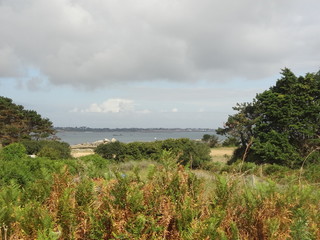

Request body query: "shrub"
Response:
[42, 141, 71, 159]
[0, 161, 32, 186]
[95, 141, 127, 161]
[125, 142, 161, 160]
[75, 177, 94, 207]
[202, 134, 219, 148]
[161, 138, 211, 168]
[80, 154, 109, 169]
[36, 141, 71, 159]
[95, 139, 211, 168]
[302, 164, 320, 183]
[0, 143, 27, 161]
[263, 164, 290, 176]
[38, 146, 61, 160]
[78, 154, 109, 178]
[20, 140, 42, 155]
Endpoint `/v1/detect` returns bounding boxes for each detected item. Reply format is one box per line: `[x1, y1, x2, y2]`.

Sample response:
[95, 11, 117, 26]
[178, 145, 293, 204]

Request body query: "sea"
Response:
[56, 129, 218, 145]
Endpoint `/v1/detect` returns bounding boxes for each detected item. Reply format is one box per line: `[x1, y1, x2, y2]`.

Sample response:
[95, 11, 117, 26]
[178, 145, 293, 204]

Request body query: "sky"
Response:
[1, 0, 320, 128]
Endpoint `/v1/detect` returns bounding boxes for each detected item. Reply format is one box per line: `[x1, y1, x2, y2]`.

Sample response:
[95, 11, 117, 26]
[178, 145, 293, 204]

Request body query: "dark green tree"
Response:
[0, 97, 55, 146]
[202, 134, 219, 148]
[217, 68, 320, 167]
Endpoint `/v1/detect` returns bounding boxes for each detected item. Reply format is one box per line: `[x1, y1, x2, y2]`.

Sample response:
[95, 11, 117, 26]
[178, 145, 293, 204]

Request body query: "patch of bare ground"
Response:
[71, 148, 94, 158]
[210, 147, 236, 163]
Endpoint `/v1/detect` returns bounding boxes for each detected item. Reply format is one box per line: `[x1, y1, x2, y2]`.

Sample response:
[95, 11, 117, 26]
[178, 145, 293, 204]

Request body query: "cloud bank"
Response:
[1, 0, 320, 89]
[75, 98, 135, 113]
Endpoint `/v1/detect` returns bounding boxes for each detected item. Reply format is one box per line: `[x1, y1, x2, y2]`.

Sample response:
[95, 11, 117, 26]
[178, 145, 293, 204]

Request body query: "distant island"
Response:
[55, 127, 215, 132]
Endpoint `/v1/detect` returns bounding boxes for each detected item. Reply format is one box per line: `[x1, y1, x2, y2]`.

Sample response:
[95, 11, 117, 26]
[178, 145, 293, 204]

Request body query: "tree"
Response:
[0, 97, 55, 146]
[217, 68, 320, 167]
[202, 134, 219, 148]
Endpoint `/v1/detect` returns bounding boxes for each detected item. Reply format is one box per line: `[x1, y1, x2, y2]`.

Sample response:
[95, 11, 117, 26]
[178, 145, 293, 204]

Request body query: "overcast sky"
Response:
[1, 0, 319, 128]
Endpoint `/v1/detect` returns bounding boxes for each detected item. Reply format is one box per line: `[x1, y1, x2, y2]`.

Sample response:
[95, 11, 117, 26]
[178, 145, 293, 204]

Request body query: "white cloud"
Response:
[82, 98, 134, 113]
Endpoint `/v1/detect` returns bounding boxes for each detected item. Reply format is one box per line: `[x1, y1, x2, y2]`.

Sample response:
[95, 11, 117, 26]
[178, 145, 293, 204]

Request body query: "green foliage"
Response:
[217, 68, 320, 167]
[161, 138, 211, 168]
[252, 130, 301, 167]
[11, 139, 71, 160]
[125, 141, 161, 160]
[0, 156, 65, 188]
[95, 138, 211, 168]
[17, 201, 54, 238]
[0, 182, 21, 228]
[303, 164, 320, 182]
[38, 146, 62, 160]
[43, 140, 71, 159]
[0, 142, 27, 161]
[290, 208, 315, 240]
[263, 164, 291, 176]
[75, 177, 94, 207]
[78, 154, 109, 178]
[0, 161, 32, 186]
[213, 175, 236, 207]
[202, 134, 219, 147]
[57, 187, 77, 239]
[20, 139, 42, 154]
[95, 141, 127, 161]
[0, 96, 55, 146]
[0, 152, 319, 239]
[222, 136, 240, 147]
[36, 140, 71, 159]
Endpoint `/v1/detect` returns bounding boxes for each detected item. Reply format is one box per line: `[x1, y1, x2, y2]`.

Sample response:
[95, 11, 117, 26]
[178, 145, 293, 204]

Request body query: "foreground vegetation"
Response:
[0, 143, 319, 239]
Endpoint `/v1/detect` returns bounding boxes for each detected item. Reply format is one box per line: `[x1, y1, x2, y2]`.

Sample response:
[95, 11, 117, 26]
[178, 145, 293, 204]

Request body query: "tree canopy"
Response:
[217, 68, 320, 167]
[0, 96, 55, 146]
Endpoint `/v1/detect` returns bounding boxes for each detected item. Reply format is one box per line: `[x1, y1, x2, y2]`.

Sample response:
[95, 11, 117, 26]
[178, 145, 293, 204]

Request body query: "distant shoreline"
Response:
[55, 127, 215, 133]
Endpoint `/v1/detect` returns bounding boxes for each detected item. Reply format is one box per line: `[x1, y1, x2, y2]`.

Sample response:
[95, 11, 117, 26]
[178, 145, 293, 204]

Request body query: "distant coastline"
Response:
[55, 127, 215, 133]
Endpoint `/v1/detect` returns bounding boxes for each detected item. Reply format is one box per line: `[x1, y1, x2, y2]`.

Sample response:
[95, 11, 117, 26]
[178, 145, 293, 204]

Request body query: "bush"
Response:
[79, 154, 109, 178]
[202, 134, 219, 148]
[263, 164, 290, 176]
[160, 138, 211, 168]
[23, 140, 71, 159]
[20, 140, 42, 155]
[302, 164, 320, 183]
[0, 143, 27, 161]
[95, 139, 211, 168]
[125, 142, 161, 160]
[0, 161, 32, 186]
[95, 141, 127, 161]
[38, 146, 61, 160]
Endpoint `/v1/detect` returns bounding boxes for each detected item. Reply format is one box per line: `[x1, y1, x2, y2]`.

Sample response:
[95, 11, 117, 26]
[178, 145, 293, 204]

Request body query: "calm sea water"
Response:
[56, 130, 218, 145]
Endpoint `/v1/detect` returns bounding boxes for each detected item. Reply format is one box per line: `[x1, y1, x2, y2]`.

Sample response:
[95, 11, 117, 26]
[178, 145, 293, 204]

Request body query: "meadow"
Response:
[0, 142, 319, 240]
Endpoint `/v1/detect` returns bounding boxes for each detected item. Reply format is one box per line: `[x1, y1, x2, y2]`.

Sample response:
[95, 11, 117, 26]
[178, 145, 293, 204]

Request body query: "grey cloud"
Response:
[0, 47, 23, 77]
[0, 0, 320, 89]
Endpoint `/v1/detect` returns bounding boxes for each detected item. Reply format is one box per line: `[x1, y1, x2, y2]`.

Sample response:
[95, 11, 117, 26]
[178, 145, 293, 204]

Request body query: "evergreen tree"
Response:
[0, 97, 55, 146]
[217, 68, 320, 167]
